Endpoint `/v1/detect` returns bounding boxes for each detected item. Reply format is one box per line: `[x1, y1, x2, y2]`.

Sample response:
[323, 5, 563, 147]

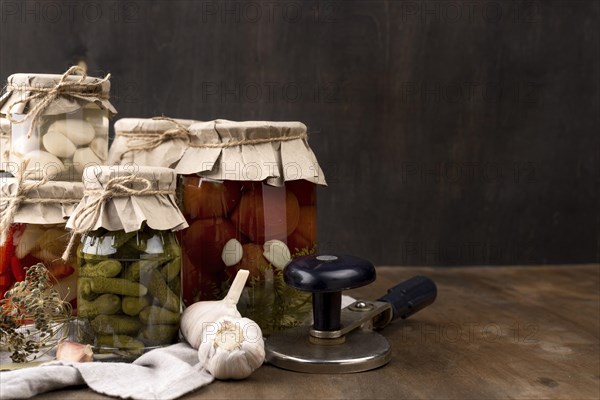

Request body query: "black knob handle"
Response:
[284, 254, 375, 331]
[377, 275, 437, 320]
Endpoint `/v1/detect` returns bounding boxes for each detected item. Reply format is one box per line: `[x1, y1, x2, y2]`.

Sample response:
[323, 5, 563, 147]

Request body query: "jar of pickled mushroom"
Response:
[65, 166, 187, 360]
[0, 66, 116, 181]
[0, 176, 84, 301]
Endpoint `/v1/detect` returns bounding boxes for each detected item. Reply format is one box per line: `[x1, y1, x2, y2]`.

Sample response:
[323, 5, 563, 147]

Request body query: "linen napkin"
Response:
[0, 343, 214, 399]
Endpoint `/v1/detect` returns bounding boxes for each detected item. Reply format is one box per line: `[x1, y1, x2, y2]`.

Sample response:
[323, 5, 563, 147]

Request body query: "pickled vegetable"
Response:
[1, 223, 78, 302]
[77, 225, 182, 358]
[181, 178, 318, 334]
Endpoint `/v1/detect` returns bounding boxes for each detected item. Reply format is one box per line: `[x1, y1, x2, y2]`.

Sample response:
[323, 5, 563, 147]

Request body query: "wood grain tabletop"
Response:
[30, 265, 600, 399]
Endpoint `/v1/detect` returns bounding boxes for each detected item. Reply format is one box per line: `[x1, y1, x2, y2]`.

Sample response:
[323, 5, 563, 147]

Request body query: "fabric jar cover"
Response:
[66, 166, 188, 234]
[109, 118, 326, 187]
[0, 72, 116, 117]
[108, 118, 199, 169]
[0, 179, 84, 227]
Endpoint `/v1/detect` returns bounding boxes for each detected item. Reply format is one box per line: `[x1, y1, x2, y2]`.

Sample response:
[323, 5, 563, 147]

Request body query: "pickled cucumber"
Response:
[121, 260, 161, 282]
[89, 277, 148, 297]
[91, 314, 141, 336]
[80, 260, 122, 278]
[122, 296, 151, 316]
[146, 270, 180, 312]
[78, 294, 121, 319]
[97, 335, 144, 356]
[139, 324, 179, 347]
[139, 306, 180, 325]
[77, 224, 182, 356]
[160, 257, 180, 282]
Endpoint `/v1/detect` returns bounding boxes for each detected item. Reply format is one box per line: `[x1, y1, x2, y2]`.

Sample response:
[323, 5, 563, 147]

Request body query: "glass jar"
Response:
[0, 118, 9, 172]
[77, 225, 181, 360]
[0, 223, 78, 301]
[0, 69, 116, 181]
[66, 165, 187, 360]
[181, 177, 317, 335]
[106, 118, 325, 334]
[0, 179, 84, 300]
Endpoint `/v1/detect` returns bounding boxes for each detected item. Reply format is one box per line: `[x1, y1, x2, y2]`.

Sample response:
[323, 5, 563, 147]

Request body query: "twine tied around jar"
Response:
[116, 117, 309, 157]
[61, 175, 176, 261]
[0, 162, 81, 244]
[116, 116, 191, 159]
[4, 65, 111, 139]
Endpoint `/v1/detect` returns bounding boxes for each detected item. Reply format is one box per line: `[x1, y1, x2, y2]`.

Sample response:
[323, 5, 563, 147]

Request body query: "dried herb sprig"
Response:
[0, 263, 72, 363]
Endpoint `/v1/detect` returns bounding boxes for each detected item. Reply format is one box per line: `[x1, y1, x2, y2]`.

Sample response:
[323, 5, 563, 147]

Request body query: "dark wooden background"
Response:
[1, 0, 598, 266]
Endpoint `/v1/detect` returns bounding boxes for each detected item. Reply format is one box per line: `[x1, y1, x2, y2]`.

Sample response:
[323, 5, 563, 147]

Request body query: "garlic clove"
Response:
[22, 150, 66, 179]
[56, 341, 94, 362]
[47, 119, 95, 146]
[73, 147, 102, 175]
[90, 137, 108, 160]
[43, 131, 77, 158]
[180, 269, 250, 349]
[198, 316, 265, 380]
[263, 240, 291, 270]
[221, 238, 243, 267]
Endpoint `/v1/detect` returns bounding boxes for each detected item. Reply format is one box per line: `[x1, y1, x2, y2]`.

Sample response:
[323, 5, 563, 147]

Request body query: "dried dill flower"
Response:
[0, 263, 72, 363]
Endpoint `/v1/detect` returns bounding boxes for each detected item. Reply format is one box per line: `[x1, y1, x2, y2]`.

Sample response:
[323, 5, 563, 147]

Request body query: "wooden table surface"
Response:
[32, 265, 600, 399]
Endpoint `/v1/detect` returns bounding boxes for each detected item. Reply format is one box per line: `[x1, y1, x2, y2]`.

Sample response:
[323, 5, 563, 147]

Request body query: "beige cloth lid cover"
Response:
[66, 166, 188, 233]
[108, 118, 198, 168]
[0, 73, 117, 116]
[0, 179, 84, 224]
[110, 118, 326, 187]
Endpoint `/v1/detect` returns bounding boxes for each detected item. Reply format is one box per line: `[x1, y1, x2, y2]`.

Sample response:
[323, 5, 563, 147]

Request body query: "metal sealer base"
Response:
[265, 300, 394, 373]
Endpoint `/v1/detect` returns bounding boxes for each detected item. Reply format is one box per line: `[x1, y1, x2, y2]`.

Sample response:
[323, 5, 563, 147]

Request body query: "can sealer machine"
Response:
[265, 254, 437, 373]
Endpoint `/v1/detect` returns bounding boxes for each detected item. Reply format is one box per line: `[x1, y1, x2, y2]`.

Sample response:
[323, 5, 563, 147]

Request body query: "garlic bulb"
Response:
[181, 269, 249, 349]
[198, 316, 265, 380]
[56, 341, 94, 362]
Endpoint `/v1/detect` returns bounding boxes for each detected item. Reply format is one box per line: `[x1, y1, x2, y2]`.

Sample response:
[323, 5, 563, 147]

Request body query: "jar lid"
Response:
[109, 118, 199, 168]
[177, 120, 327, 186]
[114, 117, 198, 134]
[0, 70, 117, 117]
[66, 166, 188, 233]
[0, 179, 84, 226]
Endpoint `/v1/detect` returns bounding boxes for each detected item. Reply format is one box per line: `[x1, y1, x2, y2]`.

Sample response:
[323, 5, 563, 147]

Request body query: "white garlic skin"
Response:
[198, 316, 265, 380]
[56, 341, 93, 362]
[181, 301, 241, 349]
[180, 269, 250, 349]
[263, 240, 291, 270]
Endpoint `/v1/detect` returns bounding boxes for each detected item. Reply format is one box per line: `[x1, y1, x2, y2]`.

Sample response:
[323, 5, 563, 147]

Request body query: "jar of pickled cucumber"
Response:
[0, 66, 116, 181]
[66, 166, 187, 360]
[0, 178, 84, 300]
